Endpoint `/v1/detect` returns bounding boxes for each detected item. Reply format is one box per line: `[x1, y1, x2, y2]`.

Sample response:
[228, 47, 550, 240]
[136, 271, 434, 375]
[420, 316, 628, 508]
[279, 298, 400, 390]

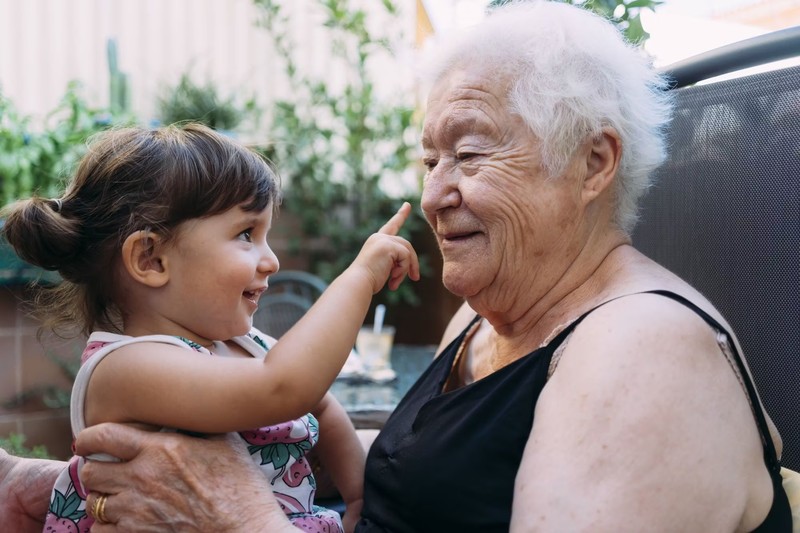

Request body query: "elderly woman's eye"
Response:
[423, 158, 438, 171]
[456, 151, 479, 162]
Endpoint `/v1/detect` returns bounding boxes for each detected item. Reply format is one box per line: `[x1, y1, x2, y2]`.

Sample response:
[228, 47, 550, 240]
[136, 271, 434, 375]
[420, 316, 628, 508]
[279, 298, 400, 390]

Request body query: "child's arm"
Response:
[311, 393, 365, 533]
[86, 203, 419, 433]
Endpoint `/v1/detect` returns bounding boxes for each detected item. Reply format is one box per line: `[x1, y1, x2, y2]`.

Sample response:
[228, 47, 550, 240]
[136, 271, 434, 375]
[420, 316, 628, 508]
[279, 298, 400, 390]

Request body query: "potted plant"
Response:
[155, 73, 258, 134]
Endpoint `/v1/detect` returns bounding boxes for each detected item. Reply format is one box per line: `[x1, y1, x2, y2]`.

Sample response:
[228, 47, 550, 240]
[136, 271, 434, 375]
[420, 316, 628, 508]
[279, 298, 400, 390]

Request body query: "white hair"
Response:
[423, 0, 674, 233]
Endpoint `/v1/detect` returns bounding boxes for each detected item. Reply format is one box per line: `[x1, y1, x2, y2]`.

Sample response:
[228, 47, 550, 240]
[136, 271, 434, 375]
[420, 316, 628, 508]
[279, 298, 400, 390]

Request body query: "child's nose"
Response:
[258, 243, 279, 275]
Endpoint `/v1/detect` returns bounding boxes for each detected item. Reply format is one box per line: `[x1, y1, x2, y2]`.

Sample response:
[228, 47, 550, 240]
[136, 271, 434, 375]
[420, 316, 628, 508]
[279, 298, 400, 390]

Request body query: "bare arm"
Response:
[76, 423, 300, 532]
[88, 203, 420, 433]
[0, 449, 65, 532]
[312, 393, 365, 533]
[510, 294, 771, 532]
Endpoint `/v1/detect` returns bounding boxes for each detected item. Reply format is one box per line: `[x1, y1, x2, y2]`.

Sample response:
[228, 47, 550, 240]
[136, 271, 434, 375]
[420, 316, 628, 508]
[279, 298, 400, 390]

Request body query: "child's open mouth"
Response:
[243, 288, 265, 304]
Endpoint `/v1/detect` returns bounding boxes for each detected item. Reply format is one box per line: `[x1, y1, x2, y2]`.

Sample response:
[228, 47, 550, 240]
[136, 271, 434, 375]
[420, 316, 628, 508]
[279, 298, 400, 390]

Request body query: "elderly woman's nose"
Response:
[422, 170, 461, 213]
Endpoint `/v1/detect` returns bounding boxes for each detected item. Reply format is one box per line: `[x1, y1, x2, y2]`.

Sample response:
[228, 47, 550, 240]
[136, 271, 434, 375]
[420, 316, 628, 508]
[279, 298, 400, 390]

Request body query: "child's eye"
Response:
[238, 229, 253, 242]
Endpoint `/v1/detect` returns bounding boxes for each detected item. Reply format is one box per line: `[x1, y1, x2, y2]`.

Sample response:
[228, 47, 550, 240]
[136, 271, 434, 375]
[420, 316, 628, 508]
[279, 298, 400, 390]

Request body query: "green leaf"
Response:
[626, 0, 662, 9]
[61, 491, 83, 517]
[259, 446, 271, 466]
[51, 489, 67, 515]
[624, 14, 649, 44]
[68, 509, 87, 521]
[287, 443, 303, 459]
[381, 0, 397, 15]
[270, 444, 291, 469]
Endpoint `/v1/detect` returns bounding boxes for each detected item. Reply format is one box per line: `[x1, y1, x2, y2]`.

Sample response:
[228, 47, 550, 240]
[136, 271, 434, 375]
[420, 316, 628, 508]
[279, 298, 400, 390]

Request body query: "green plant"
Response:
[575, 0, 663, 43]
[253, 0, 427, 305]
[107, 38, 132, 116]
[0, 433, 53, 459]
[0, 82, 121, 206]
[155, 73, 257, 132]
[0, 37, 138, 207]
[488, 0, 663, 44]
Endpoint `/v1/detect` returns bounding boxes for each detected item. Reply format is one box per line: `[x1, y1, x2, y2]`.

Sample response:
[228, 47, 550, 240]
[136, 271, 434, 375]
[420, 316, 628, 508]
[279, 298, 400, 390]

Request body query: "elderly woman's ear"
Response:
[581, 127, 622, 201]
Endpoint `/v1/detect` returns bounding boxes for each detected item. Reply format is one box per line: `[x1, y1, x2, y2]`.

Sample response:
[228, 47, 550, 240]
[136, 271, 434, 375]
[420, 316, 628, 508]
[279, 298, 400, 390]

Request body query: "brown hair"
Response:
[1, 123, 280, 337]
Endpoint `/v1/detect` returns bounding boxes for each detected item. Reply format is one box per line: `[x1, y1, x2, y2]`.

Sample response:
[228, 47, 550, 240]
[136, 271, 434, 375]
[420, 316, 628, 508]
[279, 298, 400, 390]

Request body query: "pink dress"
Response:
[43, 330, 343, 533]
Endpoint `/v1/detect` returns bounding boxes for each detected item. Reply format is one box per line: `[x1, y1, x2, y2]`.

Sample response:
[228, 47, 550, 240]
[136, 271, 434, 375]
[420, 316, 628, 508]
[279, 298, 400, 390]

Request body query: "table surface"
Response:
[330, 344, 437, 428]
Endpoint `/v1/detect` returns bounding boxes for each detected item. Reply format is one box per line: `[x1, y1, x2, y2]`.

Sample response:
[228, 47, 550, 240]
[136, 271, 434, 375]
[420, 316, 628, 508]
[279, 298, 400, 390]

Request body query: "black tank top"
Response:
[357, 290, 791, 532]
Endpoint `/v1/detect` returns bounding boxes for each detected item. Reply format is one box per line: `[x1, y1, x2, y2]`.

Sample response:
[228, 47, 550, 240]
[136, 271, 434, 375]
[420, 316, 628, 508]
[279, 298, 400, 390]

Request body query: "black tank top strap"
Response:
[551, 289, 790, 531]
[638, 290, 791, 532]
[640, 290, 782, 472]
[468, 291, 781, 472]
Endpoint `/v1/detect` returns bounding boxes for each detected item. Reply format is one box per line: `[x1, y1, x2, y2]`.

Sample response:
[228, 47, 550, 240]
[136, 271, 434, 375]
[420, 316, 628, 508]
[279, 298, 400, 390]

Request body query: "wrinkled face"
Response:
[161, 203, 280, 344]
[421, 68, 585, 305]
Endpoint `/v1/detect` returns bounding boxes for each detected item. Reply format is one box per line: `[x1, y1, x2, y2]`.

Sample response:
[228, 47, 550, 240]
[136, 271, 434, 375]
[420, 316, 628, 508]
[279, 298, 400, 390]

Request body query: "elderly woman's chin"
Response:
[440, 261, 489, 299]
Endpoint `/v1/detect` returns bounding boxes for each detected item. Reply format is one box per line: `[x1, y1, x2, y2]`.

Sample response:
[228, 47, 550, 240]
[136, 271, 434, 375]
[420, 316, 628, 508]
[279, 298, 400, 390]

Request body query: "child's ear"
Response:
[121, 230, 170, 288]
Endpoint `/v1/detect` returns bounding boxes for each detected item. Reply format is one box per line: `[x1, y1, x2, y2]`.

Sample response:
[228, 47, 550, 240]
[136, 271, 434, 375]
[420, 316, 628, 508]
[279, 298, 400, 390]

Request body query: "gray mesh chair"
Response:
[252, 270, 328, 339]
[633, 28, 800, 470]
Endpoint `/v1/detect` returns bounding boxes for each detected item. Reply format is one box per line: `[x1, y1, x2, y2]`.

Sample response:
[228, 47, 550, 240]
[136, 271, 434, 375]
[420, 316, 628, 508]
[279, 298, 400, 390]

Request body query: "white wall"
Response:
[0, 0, 417, 127]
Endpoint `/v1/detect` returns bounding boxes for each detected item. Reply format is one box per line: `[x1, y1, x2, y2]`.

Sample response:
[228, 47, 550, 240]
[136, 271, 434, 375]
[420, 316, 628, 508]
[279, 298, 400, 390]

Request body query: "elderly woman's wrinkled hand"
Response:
[75, 423, 297, 532]
[0, 448, 65, 532]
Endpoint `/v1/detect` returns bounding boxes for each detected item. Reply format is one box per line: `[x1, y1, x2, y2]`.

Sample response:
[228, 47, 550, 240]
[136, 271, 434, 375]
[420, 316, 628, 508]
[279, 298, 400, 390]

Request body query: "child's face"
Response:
[159, 203, 279, 345]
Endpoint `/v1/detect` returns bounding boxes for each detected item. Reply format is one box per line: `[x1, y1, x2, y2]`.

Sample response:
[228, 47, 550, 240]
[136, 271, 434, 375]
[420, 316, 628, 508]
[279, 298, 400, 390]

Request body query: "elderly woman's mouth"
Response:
[442, 231, 481, 242]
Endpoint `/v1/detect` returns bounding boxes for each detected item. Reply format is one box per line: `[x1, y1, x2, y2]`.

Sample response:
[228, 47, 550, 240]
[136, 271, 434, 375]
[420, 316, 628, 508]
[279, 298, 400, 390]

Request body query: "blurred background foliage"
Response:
[0, 83, 118, 206]
[252, 0, 427, 306]
[155, 72, 259, 132]
[488, 0, 663, 43]
[0, 0, 665, 450]
[0, 0, 660, 301]
[0, 39, 136, 207]
[0, 433, 53, 459]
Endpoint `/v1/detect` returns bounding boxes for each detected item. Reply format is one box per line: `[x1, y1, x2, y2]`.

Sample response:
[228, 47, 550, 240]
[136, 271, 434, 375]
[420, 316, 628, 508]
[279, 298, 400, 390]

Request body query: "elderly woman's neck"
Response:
[476, 231, 632, 360]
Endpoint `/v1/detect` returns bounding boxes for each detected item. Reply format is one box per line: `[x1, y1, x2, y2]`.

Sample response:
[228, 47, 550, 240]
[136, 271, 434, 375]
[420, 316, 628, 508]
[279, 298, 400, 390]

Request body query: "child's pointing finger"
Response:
[378, 202, 412, 236]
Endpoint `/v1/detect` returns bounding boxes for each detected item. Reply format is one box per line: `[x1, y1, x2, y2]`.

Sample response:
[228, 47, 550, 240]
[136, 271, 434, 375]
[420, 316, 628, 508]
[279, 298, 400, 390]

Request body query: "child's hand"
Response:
[351, 202, 420, 293]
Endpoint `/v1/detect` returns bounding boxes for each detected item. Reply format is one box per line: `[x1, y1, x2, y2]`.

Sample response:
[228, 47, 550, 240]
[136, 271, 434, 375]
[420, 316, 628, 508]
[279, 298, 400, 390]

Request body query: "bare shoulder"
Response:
[511, 293, 771, 531]
[87, 339, 196, 382]
[95, 339, 195, 368]
[86, 341, 204, 424]
[568, 291, 720, 360]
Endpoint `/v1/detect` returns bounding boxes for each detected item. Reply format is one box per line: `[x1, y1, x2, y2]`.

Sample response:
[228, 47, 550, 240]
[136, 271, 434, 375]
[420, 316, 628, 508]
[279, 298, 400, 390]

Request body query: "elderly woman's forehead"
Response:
[423, 70, 511, 129]
[431, 67, 511, 101]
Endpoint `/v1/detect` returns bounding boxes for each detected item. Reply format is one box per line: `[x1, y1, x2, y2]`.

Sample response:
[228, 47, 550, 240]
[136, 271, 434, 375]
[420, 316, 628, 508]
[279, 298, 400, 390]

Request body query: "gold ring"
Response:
[91, 493, 110, 524]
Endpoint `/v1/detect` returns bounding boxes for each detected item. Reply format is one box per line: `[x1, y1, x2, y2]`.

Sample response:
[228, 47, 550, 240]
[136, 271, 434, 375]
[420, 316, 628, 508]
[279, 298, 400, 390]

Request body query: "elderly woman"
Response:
[3, 2, 792, 531]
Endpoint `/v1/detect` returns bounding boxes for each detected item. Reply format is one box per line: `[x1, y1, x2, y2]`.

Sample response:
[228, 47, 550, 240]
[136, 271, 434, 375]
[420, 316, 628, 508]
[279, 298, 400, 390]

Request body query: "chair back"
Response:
[632, 64, 800, 470]
[252, 270, 328, 339]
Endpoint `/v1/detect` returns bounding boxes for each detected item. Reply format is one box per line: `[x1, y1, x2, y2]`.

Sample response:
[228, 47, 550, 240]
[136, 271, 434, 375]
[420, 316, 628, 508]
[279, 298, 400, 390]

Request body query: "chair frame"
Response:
[252, 270, 329, 339]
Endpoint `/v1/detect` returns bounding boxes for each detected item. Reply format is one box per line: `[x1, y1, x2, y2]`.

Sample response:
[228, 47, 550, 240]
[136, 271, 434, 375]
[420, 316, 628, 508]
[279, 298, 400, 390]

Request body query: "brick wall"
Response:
[0, 286, 80, 460]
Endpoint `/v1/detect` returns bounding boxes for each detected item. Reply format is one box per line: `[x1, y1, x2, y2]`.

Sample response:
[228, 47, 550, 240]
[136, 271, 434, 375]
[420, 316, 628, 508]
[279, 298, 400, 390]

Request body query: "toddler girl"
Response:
[1, 123, 419, 533]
